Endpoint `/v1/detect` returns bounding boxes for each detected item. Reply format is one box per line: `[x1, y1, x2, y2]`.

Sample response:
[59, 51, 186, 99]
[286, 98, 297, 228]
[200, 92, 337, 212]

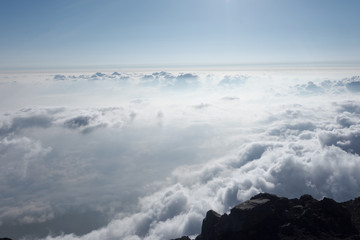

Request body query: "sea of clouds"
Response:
[0, 69, 360, 239]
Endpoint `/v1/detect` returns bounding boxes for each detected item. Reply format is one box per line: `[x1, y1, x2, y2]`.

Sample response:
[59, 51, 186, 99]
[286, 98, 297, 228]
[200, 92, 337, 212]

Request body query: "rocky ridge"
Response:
[174, 193, 360, 240]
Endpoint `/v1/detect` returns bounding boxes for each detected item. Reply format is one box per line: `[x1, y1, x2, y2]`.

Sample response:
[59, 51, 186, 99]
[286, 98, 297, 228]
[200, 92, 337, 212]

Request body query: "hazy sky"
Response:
[1, 0, 360, 69]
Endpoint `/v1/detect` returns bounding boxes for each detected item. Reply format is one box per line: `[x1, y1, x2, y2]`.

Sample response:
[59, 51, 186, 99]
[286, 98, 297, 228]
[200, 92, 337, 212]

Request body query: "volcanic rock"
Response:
[188, 193, 360, 240]
[172, 237, 191, 240]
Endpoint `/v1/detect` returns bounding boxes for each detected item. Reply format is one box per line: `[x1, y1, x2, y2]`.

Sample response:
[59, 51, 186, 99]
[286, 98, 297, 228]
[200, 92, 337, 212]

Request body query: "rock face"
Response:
[344, 196, 360, 234]
[183, 193, 360, 240]
[171, 237, 191, 240]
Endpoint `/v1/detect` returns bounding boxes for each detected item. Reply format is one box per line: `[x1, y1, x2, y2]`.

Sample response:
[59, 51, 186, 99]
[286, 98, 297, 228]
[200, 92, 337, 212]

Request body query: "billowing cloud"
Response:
[295, 81, 324, 95]
[343, 76, 360, 92]
[0, 115, 52, 136]
[218, 75, 248, 87]
[292, 76, 360, 95]
[64, 116, 91, 129]
[53, 75, 67, 81]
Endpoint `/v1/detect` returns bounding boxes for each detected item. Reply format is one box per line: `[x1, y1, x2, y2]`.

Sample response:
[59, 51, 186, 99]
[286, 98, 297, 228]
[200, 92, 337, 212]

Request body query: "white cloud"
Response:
[218, 75, 248, 87]
[53, 75, 67, 81]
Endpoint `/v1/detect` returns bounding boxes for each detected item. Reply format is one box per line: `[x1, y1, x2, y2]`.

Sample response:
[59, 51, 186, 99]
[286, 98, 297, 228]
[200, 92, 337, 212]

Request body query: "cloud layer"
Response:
[0, 70, 360, 239]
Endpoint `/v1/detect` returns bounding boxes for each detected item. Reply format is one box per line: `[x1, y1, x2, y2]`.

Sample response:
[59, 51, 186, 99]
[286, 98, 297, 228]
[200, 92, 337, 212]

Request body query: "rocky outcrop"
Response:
[172, 237, 191, 240]
[179, 193, 360, 240]
[343, 196, 360, 233]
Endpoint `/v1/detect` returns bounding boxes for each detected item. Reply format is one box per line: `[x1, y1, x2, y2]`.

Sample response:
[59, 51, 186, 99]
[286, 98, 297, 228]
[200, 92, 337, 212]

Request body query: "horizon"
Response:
[2, 62, 360, 75]
[1, 0, 360, 70]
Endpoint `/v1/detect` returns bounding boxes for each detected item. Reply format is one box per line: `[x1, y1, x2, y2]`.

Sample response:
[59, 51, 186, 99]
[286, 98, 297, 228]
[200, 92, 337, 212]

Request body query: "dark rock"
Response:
[172, 237, 191, 240]
[182, 193, 360, 240]
[196, 210, 221, 240]
[342, 196, 360, 233]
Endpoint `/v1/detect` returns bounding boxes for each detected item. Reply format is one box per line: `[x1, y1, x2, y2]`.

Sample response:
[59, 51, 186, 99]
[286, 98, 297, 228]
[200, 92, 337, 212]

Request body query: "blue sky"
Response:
[1, 0, 360, 69]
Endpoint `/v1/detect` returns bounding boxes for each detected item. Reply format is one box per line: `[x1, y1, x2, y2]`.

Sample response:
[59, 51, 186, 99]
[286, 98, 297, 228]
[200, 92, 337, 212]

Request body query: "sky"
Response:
[1, 0, 360, 69]
[1, 1, 360, 240]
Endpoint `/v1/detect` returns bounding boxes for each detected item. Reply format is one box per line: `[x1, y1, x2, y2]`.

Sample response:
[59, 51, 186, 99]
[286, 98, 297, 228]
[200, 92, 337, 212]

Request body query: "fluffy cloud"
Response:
[293, 75, 360, 95]
[0, 107, 136, 136]
[53, 75, 67, 81]
[343, 76, 360, 92]
[49, 71, 202, 89]
[64, 116, 91, 129]
[218, 75, 248, 87]
[0, 115, 52, 136]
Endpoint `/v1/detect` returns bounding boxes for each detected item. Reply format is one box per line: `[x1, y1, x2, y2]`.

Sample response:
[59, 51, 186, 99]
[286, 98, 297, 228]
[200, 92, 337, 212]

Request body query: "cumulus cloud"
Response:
[50, 72, 200, 87]
[295, 81, 324, 95]
[176, 73, 198, 80]
[319, 126, 360, 154]
[63, 115, 109, 133]
[50, 72, 134, 82]
[336, 112, 358, 128]
[64, 116, 91, 129]
[171, 73, 199, 89]
[292, 76, 360, 95]
[0, 115, 52, 136]
[53, 75, 67, 81]
[268, 121, 316, 137]
[343, 76, 360, 92]
[0, 107, 135, 137]
[218, 75, 248, 87]
[138, 72, 199, 89]
[336, 101, 360, 114]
